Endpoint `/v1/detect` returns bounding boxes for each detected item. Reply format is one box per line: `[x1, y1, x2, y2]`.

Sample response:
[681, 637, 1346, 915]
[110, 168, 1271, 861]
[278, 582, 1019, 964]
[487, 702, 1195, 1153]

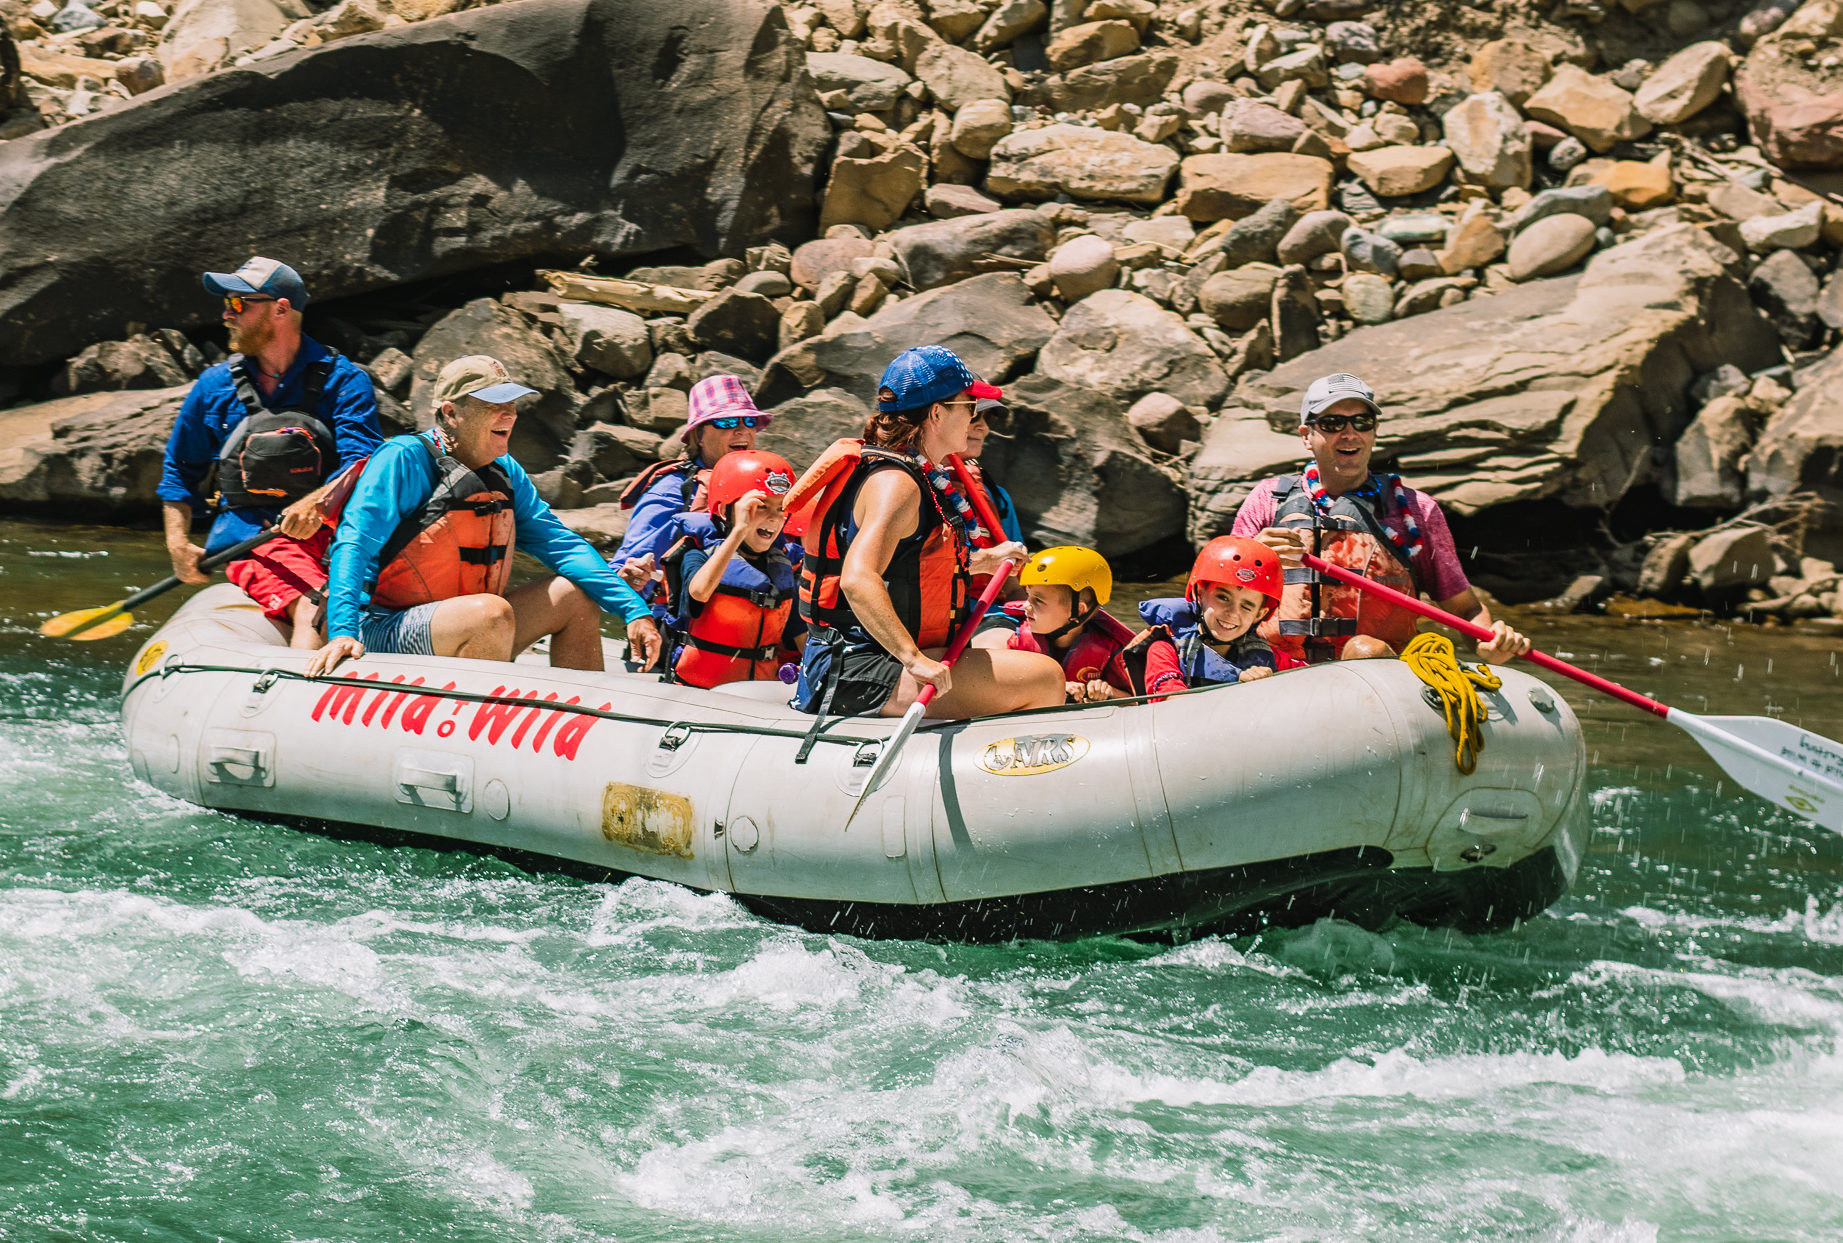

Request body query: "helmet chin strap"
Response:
[1040, 603, 1096, 646]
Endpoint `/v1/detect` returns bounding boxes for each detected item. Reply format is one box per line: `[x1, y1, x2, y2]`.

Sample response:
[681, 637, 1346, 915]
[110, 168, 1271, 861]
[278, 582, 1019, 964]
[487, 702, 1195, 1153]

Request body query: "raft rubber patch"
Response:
[977, 734, 1090, 776]
[601, 782, 694, 858]
[133, 641, 168, 676]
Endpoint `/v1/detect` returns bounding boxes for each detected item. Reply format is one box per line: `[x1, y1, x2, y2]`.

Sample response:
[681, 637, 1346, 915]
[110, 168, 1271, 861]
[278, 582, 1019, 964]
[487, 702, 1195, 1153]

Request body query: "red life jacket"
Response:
[787, 439, 969, 651]
[619, 458, 700, 511]
[660, 514, 799, 688]
[1257, 474, 1422, 663]
[365, 434, 517, 610]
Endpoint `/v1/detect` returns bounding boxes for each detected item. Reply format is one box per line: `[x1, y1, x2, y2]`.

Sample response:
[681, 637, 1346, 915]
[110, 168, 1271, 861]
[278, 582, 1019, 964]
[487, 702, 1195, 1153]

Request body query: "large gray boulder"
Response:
[1188, 226, 1781, 543]
[0, 385, 190, 515]
[1037, 289, 1229, 408]
[978, 374, 1189, 557]
[761, 273, 1057, 407]
[0, 0, 829, 367]
[884, 209, 1056, 291]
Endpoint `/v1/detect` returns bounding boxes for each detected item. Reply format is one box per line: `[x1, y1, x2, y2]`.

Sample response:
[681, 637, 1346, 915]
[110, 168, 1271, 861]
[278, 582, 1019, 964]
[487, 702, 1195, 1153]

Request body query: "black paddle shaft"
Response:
[115, 527, 280, 612]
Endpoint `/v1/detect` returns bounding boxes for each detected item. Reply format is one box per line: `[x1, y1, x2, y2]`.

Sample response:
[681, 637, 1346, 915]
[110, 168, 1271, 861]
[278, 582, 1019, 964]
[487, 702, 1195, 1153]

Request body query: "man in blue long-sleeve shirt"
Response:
[305, 356, 663, 678]
[157, 257, 383, 648]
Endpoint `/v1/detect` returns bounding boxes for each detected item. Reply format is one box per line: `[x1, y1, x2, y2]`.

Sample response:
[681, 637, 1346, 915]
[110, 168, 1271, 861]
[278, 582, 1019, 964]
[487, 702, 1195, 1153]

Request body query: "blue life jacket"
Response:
[1138, 597, 1275, 686]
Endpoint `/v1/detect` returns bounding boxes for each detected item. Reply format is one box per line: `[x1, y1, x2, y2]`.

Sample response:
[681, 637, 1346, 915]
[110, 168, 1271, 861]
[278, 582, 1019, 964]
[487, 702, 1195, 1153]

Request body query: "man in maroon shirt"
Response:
[1231, 372, 1530, 665]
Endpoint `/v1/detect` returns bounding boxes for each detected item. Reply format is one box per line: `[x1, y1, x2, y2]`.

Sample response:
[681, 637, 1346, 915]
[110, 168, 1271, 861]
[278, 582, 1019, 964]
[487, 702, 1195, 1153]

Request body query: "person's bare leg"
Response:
[507, 577, 606, 670]
[428, 594, 517, 661]
[882, 647, 1064, 719]
[1340, 634, 1395, 660]
[286, 595, 322, 650]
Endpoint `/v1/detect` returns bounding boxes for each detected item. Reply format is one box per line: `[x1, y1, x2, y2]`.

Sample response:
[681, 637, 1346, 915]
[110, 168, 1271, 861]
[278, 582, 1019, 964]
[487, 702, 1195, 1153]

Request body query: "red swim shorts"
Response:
[226, 528, 333, 620]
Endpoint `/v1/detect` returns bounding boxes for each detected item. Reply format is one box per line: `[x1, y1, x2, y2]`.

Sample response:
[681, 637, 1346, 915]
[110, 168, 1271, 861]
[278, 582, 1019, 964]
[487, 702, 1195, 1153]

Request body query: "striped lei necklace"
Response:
[1301, 461, 1423, 561]
[906, 448, 988, 545]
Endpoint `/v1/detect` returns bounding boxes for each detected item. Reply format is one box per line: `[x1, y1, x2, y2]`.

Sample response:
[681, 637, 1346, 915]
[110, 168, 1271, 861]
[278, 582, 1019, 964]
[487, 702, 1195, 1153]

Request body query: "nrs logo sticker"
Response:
[977, 733, 1090, 776]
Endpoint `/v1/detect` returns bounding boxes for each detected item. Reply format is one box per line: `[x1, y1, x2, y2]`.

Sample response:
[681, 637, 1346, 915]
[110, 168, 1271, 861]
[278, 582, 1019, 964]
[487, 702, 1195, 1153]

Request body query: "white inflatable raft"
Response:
[120, 585, 1589, 941]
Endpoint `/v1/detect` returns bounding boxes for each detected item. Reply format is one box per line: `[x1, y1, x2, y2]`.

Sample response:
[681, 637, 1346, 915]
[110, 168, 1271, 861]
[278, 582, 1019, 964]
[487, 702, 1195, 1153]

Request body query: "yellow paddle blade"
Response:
[39, 603, 130, 639]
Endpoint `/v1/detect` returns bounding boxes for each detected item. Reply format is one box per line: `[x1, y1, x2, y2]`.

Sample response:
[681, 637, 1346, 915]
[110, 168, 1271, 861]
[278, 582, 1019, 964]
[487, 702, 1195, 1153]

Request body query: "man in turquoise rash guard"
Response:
[305, 356, 663, 677]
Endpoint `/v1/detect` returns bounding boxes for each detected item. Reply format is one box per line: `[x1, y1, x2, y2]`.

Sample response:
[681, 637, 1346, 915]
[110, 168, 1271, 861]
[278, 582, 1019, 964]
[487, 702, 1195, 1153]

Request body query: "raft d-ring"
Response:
[852, 741, 882, 768]
[659, 723, 692, 751]
[252, 669, 281, 694]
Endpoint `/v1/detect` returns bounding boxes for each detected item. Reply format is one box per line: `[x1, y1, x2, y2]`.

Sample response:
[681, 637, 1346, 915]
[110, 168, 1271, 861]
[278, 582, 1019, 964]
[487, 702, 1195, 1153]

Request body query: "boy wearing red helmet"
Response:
[1137, 537, 1294, 686]
[659, 450, 805, 688]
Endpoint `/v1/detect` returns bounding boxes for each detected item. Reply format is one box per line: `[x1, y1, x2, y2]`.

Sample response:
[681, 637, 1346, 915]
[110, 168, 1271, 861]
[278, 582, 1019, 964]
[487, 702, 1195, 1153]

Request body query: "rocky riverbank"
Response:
[3, 0, 1842, 618]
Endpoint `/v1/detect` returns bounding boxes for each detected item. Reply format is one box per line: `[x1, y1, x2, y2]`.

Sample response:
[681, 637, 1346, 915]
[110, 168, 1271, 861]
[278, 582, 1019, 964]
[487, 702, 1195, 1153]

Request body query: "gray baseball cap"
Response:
[1299, 372, 1381, 422]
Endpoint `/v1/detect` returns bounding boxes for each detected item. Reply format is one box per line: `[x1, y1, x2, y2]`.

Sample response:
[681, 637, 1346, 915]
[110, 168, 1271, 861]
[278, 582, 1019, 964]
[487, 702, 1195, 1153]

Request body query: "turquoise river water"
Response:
[3, 519, 1843, 1242]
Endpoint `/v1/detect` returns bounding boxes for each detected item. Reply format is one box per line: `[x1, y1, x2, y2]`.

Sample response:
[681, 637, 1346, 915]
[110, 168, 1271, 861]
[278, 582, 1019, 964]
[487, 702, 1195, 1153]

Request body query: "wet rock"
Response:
[1198, 264, 1280, 332]
[764, 272, 1055, 407]
[558, 303, 653, 380]
[1363, 57, 1427, 106]
[986, 123, 1178, 205]
[1751, 249, 1822, 348]
[1633, 40, 1731, 125]
[1175, 152, 1334, 221]
[1126, 391, 1200, 453]
[1524, 65, 1651, 154]
[807, 51, 914, 112]
[1038, 287, 1229, 406]
[1346, 145, 1454, 198]
[1193, 226, 1779, 531]
[1443, 91, 1532, 191]
[819, 143, 928, 232]
[884, 208, 1055, 289]
[915, 42, 1011, 111]
[950, 97, 1014, 159]
[1048, 233, 1121, 302]
[1468, 37, 1550, 107]
[1506, 214, 1597, 281]
[1276, 210, 1353, 266]
[1219, 196, 1298, 266]
[0, 0, 830, 368]
[1673, 394, 1763, 508]
[1512, 184, 1614, 234]
[1044, 18, 1137, 71]
[1739, 199, 1823, 251]
[1689, 524, 1774, 594]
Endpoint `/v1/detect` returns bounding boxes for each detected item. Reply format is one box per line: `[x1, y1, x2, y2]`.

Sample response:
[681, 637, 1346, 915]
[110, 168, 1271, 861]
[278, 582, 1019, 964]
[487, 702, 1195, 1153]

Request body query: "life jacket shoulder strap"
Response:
[374, 434, 514, 574]
[618, 458, 694, 511]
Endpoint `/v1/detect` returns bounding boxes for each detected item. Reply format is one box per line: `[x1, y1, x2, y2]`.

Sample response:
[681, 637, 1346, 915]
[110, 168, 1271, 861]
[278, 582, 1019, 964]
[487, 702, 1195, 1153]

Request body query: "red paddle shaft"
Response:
[914, 557, 1017, 708]
[945, 453, 1007, 551]
[1301, 552, 1670, 719]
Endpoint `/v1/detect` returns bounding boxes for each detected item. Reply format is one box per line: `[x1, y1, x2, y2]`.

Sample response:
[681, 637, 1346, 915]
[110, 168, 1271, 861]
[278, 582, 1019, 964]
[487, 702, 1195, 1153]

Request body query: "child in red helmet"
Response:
[659, 450, 805, 688]
[1136, 537, 1294, 687]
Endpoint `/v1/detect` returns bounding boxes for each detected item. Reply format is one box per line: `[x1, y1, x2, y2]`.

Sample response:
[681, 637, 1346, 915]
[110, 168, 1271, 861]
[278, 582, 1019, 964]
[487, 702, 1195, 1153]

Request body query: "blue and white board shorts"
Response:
[356, 601, 442, 656]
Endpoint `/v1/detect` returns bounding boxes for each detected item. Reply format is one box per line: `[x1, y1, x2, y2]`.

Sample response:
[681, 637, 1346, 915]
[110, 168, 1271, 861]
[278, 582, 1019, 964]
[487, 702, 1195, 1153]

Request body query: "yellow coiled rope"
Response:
[1400, 632, 1501, 775]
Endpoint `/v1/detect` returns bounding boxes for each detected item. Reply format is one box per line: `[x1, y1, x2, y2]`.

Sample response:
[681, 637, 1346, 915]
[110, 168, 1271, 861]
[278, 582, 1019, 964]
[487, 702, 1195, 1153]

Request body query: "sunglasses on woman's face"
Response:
[708, 415, 766, 430]
[222, 295, 276, 314]
[1308, 413, 1378, 434]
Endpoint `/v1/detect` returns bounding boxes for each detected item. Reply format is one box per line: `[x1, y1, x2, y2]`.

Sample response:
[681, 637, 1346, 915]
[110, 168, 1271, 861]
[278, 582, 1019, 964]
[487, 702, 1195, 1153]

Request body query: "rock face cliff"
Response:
[5, 0, 1843, 613]
[0, 0, 830, 365]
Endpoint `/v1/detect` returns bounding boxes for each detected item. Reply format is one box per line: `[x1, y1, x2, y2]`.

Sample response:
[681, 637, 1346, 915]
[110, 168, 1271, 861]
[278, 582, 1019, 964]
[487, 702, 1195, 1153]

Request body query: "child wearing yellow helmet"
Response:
[975, 545, 1184, 702]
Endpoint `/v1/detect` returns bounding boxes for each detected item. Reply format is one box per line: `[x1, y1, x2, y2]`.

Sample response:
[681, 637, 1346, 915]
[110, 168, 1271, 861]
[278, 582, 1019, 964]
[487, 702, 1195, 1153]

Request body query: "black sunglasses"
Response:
[221, 295, 276, 314]
[1308, 413, 1378, 434]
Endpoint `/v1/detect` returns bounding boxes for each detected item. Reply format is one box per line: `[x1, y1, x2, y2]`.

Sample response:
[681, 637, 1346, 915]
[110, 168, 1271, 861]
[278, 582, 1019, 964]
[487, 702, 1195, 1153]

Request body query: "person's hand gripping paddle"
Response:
[843, 455, 1019, 830]
[1304, 552, 1843, 835]
[40, 527, 281, 642]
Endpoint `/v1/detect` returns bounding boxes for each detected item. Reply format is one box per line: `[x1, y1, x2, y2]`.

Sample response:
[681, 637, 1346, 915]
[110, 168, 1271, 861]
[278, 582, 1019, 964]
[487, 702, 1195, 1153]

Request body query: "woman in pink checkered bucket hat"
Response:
[683, 374, 772, 444]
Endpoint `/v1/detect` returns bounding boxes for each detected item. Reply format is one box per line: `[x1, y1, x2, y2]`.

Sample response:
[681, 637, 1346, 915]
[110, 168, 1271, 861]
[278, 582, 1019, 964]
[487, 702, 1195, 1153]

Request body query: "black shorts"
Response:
[793, 638, 904, 716]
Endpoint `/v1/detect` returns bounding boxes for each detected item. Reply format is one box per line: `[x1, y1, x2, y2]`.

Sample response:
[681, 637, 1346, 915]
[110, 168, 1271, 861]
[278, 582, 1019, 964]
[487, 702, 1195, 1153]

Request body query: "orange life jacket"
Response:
[787, 439, 969, 651]
[367, 434, 517, 610]
[660, 514, 799, 688]
[1257, 474, 1421, 663]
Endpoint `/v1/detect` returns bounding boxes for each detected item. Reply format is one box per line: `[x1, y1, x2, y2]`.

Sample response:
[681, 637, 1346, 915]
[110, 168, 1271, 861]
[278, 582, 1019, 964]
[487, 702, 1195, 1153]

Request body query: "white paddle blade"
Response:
[842, 702, 926, 830]
[1671, 710, 1843, 834]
